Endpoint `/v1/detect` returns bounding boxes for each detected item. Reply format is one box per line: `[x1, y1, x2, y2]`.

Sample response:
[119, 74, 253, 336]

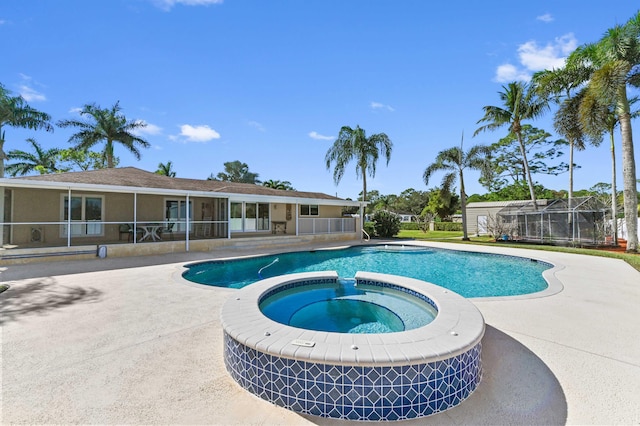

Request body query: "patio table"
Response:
[137, 223, 163, 242]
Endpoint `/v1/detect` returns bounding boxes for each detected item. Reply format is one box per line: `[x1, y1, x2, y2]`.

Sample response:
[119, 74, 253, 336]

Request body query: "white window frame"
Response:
[60, 193, 105, 237]
[300, 204, 319, 216]
[164, 198, 193, 233]
[230, 202, 271, 232]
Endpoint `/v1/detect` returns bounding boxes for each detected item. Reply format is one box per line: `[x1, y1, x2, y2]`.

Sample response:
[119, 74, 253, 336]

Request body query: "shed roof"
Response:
[466, 200, 549, 209]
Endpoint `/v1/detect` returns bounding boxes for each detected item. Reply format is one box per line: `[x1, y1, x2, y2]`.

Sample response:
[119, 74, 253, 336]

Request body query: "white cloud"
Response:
[176, 124, 220, 142]
[309, 131, 334, 141]
[518, 34, 576, 70]
[248, 120, 266, 132]
[494, 33, 577, 82]
[152, 0, 222, 10]
[133, 120, 163, 136]
[19, 85, 46, 102]
[69, 107, 83, 114]
[370, 101, 395, 112]
[536, 13, 554, 23]
[494, 63, 531, 83]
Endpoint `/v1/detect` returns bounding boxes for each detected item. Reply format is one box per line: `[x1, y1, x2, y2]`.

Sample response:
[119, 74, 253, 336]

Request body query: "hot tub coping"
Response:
[220, 271, 485, 366]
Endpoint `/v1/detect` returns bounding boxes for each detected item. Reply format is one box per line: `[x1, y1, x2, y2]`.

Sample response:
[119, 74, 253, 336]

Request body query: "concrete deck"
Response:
[1, 241, 639, 425]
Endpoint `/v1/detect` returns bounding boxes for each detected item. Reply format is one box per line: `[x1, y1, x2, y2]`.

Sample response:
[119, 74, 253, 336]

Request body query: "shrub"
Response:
[372, 210, 402, 238]
[400, 222, 421, 231]
[434, 222, 463, 232]
[363, 222, 375, 239]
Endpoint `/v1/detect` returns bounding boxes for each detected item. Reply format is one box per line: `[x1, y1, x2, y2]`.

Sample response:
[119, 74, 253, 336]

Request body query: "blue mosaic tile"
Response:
[223, 331, 482, 420]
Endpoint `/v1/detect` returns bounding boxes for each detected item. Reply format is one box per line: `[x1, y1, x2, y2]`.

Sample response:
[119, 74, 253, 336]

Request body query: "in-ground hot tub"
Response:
[221, 271, 485, 421]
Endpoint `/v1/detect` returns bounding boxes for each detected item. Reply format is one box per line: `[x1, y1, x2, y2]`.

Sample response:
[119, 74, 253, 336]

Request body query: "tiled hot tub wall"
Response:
[223, 335, 482, 421]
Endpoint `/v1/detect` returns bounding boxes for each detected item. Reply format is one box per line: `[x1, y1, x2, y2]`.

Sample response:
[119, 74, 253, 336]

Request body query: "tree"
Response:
[474, 81, 549, 207]
[262, 179, 295, 190]
[57, 101, 150, 168]
[156, 161, 176, 177]
[534, 63, 592, 201]
[567, 12, 640, 252]
[0, 83, 54, 177]
[210, 160, 260, 183]
[480, 125, 569, 192]
[59, 148, 118, 171]
[422, 188, 459, 221]
[579, 92, 639, 245]
[6, 138, 61, 176]
[395, 188, 429, 216]
[325, 125, 393, 214]
[423, 137, 491, 240]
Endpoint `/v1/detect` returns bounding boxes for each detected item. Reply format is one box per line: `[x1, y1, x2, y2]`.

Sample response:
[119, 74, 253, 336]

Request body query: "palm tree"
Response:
[474, 81, 549, 207]
[0, 83, 54, 177]
[580, 90, 640, 246]
[156, 161, 176, 177]
[325, 125, 393, 214]
[6, 138, 62, 176]
[262, 179, 294, 190]
[534, 64, 592, 201]
[566, 12, 640, 252]
[57, 102, 150, 168]
[423, 135, 491, 240]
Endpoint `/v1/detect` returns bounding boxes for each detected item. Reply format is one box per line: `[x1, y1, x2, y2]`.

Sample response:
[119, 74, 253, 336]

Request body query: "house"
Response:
[0, 167, 364, 264]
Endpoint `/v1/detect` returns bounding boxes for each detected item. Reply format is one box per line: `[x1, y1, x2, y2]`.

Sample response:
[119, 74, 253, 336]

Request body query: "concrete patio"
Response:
[1, 241, 639, 425]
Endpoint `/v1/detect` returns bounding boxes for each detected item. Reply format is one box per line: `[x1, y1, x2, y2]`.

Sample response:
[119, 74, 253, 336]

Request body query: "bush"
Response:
[434, 222, 463, 232]
[400, 222, 421, 230]
[363, 222, 375, 239]
[372, 210, 402, 238]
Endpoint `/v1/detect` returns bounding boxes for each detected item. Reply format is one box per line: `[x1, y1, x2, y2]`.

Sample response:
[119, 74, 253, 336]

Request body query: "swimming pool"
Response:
[259, 278, 438, 333]
[183, 244, 552, 298]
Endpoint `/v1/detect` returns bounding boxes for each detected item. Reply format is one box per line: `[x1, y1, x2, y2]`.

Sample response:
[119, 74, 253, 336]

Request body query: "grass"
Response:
[396, 230, 640, 273]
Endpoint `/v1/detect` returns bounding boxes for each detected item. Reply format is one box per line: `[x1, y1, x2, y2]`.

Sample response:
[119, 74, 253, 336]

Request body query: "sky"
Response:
[1, 1, 639, 200]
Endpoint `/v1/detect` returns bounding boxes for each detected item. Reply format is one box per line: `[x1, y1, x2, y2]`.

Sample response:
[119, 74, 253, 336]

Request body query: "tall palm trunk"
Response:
[361, 166, 367, 217]
[617, 89, 638, 252]
[459, 170, 469, 240]
[0, 137, 6, 178]
[568, 140, 575, 200]
[610, 131, 618, 245]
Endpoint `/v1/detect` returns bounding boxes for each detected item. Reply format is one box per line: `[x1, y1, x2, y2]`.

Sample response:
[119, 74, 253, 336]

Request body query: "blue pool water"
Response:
[183, 245, 551, 297]
[259, 279, 438, 333]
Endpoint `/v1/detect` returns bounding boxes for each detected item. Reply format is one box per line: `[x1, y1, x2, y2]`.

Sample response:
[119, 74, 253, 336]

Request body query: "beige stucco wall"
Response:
[4, 187, 359, 251]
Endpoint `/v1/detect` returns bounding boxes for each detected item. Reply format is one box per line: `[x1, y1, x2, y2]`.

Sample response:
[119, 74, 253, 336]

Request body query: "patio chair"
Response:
[119, 224, 137, 242]
[160, 222, 175, 240]
[119, 224, 142, 242]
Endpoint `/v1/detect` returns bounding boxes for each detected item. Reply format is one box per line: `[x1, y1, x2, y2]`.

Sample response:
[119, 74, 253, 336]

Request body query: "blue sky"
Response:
[2, 1, 639, 200]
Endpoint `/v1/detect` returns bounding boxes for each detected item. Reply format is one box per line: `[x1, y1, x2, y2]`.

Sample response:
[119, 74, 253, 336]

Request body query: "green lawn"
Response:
[395, 230, 640, 272]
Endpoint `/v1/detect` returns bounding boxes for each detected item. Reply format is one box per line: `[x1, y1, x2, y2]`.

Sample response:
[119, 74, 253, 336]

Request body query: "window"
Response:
[300, 204, 319, 216]
[61, 194, 104, 236]
[165, 199, 193, 232]
[230, 202, 270, 232]
[230, 202, 243, 231]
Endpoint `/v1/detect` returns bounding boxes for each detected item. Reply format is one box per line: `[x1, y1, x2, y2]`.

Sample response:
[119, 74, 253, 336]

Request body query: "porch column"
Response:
[67, 188, 72, 247]
[295, 203, 299, 236]
[133, 192, 138, 244]
[0, 186, 4, 245]
[185, 194, 190, 252]
[227, 198, 231, 239]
